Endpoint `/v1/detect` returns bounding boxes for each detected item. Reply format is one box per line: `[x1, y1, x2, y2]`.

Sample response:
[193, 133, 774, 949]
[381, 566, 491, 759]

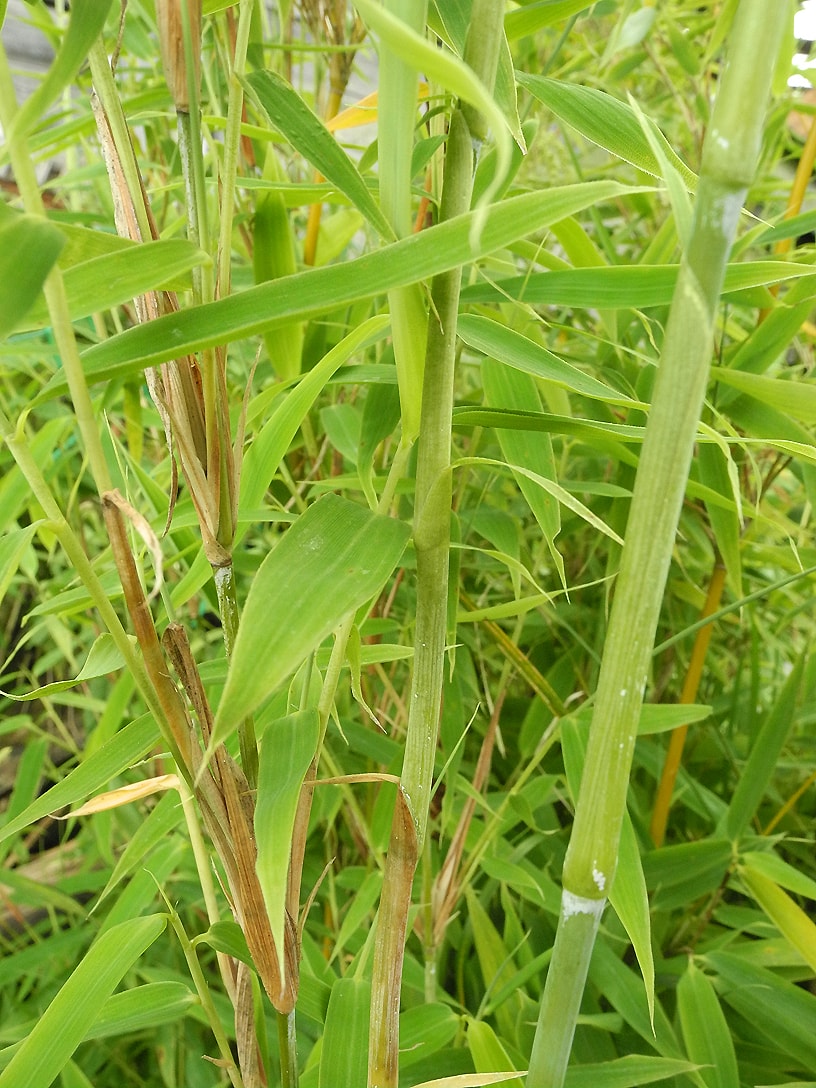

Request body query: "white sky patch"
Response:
[793, 1, 816, 86]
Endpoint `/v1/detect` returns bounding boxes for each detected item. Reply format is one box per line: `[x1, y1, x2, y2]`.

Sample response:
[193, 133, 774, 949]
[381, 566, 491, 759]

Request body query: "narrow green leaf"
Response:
[677, 959, 738, 1088]
[246, 70, 393, 241]
[711, 365, 816, 425]
[319, 978, 370, 1088]
[0, 523, 39, 603]
[705, 951, 816, 1069]
[255, 709, 320, 970]
[0, 713, 160, 846]
[564, 1055, 700, 1088]
[49, 182, 646, 393]
[697, 442, 742, 598]
[1, 633, 130, 701]
[240, 317, 390, 517]
[10, 0, 113, 141]
[741, 849, 816, 901]
[739, 865, 816, 974]
[0, 914, 166, 1088]
[0, 216, 64, 340]
[517, 73, 697, 188]
[505, 1, 596, 40]
[724, 653, 804, 841]
[460, 260, 813, 309]
[94, 791, 185, 910]
[458, 456, 623, 544]
[570, 702, 712, 735]
[467, 1019, 525, 1088]
[85, 982, 197, 1039]
[482, 358, 565, 588]
[608, 816, 655, 1029]
[460, 314, 636, 406]
[212, 494, 410, 745]
[18, 240, 209, 332]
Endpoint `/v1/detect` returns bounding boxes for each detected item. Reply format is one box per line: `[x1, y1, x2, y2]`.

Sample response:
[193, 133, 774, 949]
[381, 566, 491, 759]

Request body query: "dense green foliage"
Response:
[0, 1, 815, 1086]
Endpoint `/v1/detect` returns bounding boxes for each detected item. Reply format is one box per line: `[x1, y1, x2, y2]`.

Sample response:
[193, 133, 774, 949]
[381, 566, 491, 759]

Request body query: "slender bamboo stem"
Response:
[367, 100, 480, 1088]
[528, 6, 785, 1084]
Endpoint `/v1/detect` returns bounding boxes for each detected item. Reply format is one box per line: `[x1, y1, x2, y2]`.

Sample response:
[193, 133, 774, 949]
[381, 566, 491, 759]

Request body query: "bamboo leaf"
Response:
[84, 982, 196, 1039]
[723, 653, 804, 841]
[516, 73, 697, 188]
[0, 216, 64, 340]
[246, 70, 394, 241]
[505, 1, 596, 40]
[677, 958, 738, 1088]
[319, 978, 371, 1088]
[42, 182, 647, 395]
[467, 1019, 525, 1088]
[18, 240, 209, 332]
[211, 494, 411, 747]
[460, 314, 637, 406]
[740, 849, 816, 901]
[711, 365, 816, 425]
[93, 791, 185, 909]
[9, 0, 113, 141]
[739, 865, 816, 973]
[255, 709, 320, 974]
[564, 1055, 700, 1087]
[0, 915, 166, 1088]
[0, 713, 160, 846]
[704, 951, 816, 1069]
[1, 633, 130, 701]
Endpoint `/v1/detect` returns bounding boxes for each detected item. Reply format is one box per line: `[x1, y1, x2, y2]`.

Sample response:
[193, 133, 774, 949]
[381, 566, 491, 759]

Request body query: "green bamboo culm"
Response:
[527, 4, 787, 1086]
[368, 3, 507, 1085]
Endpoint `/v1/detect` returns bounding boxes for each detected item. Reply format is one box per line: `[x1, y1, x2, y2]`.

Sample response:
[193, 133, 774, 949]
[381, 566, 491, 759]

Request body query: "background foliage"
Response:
[0, 1, 815, 1086]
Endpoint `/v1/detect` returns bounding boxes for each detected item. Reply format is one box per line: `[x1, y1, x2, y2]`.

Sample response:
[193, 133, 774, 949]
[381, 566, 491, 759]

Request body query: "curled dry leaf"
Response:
[54, 774, 180, 819]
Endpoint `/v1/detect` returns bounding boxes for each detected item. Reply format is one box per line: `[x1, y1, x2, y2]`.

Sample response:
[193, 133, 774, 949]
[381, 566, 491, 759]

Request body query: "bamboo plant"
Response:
[528, 4, 787, 1084]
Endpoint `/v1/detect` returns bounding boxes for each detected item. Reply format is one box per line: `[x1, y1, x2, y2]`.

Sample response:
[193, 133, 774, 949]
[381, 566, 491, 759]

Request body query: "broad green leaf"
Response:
[319, 978, 370, 1088]
[641, 838, 732, 910]
[47, 182, 647, 394]
[723, 653, 804, 841]
[10, 0, 113, 141]
[255, 708, 320, 976]
[505, 1, 596, 40]
[739, 865, 816, 974]
[0, 914, 166, 1088]
[1, 633, 130, 701]
[459, 314, 637, 406]
[246, 70, 393, 241]
[564, 1055, 700, 1088]
[465, 888, 522, 1041]
[516, 73, 696, 188]
[241, 317, 391, 517]
[194, 920, 253, 967]
[571, 702, 712, 735]
[741, 849, 816, 901]
[460, 260, 814, 309]
[18, 240, 209, 332]
[212, 494, 410, 745]
[400, 1003, 460, 1069]
[705, 951, 816, 1069]
[467, 1019, 525, 1088]
[677, 959, 738, 1088]
[0, 216, 64, 340]
[0, 713, 160, 846]
[711, 365, 816, 425]
[84, 982, 196, 1040]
